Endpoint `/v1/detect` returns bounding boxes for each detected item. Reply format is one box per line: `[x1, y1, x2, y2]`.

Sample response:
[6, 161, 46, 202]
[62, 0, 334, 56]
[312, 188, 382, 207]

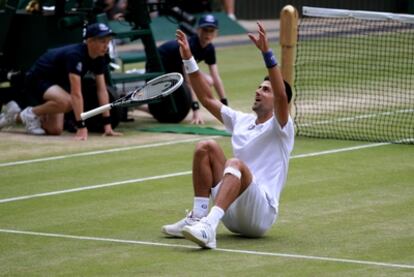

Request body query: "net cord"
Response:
[303, 6, 414, 23]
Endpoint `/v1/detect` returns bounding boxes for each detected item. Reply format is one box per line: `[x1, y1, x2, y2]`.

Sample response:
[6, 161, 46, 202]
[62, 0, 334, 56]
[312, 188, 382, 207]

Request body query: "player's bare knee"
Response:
[194, 140, 207, 155]
[52, 98, 71, 113]
[206, 76, 214, 86]
[194, 139, 218, 155]
[225, 158, 243, 169]
[45, 125, 63, 135]
[202, 72, 214, 86]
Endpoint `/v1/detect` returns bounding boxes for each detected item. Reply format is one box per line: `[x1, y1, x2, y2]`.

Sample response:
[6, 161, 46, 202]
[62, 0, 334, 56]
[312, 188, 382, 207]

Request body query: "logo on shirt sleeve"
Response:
[76, 62, 83, 73]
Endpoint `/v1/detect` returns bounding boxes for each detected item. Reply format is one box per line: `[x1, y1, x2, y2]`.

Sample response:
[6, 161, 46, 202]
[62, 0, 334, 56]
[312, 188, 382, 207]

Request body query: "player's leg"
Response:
[162, 139, 226, 238]
[18, 85, 71, 135]
[214, 158, 252, 210]
[37, 86, 71, 135]
[200, 70, 228, 105]
[221, 0, 236, 20]
[192, 139, 226, 197]
[41, 113, 65, 135]
[200, 71, 214, 87]
[182, 157, 253, 248]
[219, 179, 277, 237]
[35, 85, 72, 115]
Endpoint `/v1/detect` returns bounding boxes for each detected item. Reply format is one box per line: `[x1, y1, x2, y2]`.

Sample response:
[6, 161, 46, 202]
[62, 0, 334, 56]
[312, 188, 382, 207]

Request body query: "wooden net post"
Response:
[280, 5, 298, 115]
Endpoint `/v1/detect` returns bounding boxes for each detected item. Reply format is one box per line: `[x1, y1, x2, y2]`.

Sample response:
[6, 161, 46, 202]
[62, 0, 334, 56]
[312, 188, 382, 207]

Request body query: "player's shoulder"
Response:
[221, 105, 250, 120]
[55, 43, 83, 53]
[51, 43, 85, 60]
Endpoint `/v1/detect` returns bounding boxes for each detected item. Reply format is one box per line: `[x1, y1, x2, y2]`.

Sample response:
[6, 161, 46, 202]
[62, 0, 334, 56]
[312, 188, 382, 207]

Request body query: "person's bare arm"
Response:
[69, 73, 88, 140]
[208, 64, 227, 101]
[176, 30, 223, 123]
[248, 22, 289, 127]
[182, 66, 204, 125]
[95, 74, 122, 136]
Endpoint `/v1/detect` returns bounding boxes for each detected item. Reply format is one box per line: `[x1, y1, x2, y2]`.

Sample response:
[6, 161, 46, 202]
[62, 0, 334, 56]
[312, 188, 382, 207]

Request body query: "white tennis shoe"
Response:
[20, 107, 45, 135]
[0, 101, 21, 129]
[162, 211, 200, 238]
[182, 217, 216, 249]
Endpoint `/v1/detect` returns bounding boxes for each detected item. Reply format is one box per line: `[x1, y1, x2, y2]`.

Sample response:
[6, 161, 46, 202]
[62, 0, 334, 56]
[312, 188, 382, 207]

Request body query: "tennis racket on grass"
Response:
[81, 72, 183, 120]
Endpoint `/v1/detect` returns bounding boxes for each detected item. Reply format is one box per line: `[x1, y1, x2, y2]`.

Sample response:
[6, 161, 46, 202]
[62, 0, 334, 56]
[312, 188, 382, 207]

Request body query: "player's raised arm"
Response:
[248, 22, 289, 127]
[176, 30, 223, 122]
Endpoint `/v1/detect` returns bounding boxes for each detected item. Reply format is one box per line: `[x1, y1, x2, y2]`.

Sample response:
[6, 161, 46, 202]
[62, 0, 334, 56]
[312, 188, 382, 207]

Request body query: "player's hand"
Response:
[74, 127, 88, 141]
[248, 21, 270, 53]
[191, 110, 205, 125]
[102, 125, 123, 137]
[176, 30, 192, 60]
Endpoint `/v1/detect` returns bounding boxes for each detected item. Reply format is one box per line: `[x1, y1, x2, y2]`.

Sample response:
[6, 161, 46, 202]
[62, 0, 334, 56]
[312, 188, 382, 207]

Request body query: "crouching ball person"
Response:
[161, 22, 294, 249]
[0, 23, 122, 140]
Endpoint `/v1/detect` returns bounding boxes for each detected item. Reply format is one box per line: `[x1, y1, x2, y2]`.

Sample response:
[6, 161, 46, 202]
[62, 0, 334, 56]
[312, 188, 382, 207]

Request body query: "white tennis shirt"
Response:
[221, 105, 295, 212]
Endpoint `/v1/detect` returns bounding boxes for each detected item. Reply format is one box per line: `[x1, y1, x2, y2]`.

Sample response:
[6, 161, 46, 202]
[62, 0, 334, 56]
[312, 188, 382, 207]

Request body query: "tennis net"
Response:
[294, 7, 414, 144]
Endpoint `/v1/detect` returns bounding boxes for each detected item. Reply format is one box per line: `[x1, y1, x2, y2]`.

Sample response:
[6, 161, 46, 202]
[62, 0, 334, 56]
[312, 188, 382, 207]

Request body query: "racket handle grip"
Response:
[81, 104, 111, 120]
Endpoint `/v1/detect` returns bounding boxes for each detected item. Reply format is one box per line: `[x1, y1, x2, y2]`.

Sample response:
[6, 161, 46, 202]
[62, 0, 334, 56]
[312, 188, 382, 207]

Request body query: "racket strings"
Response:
[131, 76, 181, 101]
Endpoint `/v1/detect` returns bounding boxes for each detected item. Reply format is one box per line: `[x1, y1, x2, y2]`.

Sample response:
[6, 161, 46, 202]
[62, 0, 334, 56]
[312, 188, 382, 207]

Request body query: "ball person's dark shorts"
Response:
[25, 73, 68, 106]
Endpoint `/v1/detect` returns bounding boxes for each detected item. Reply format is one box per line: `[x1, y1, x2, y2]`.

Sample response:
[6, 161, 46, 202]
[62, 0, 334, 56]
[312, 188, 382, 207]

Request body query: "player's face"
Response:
[198, 27, 217, 48]
[252, 80, 274, 113]
[87, 36, 112, 58]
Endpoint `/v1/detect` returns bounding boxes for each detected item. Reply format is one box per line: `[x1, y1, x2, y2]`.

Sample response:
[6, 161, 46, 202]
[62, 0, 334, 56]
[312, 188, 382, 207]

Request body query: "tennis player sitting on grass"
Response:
[161, 22, 294, 249]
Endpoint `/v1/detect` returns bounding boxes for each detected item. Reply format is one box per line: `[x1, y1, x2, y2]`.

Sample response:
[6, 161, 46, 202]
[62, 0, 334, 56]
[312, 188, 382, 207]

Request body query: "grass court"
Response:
[1, 43, 413, 276]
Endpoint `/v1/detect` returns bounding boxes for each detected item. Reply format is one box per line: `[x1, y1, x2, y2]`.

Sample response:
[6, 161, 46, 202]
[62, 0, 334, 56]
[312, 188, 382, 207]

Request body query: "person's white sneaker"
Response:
[228, 13, 237, 21]
[0, 114, 9, 129]
[20, 107, 45, 135]
[162, 211, 200, 238]
[182, 217, 216, 249]
[0, 101, 21, 129]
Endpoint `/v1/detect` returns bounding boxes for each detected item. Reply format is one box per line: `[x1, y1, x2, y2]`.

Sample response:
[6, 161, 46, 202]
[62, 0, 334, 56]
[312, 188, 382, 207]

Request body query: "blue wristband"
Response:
[262, 50, 278, 68]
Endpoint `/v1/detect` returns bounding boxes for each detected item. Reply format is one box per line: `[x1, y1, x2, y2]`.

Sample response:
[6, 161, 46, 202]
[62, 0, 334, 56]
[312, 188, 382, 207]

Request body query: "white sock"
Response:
[192, 197, 209, 218]
[205, 206, 225, 230]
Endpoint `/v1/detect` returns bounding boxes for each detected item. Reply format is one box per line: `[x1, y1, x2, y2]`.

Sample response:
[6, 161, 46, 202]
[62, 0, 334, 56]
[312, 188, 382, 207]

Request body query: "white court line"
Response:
[0, 171, 191, 204]
[291, 141, 389, 158]
[0, 142, 390, 204]
[298, 108, 414, 128]
[0, 136, 219, 168]
[0, 228, 413, 270]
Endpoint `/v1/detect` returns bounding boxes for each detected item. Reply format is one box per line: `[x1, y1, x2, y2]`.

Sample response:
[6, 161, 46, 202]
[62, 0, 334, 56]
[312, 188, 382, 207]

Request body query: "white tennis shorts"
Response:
[211, 178, 277, 237]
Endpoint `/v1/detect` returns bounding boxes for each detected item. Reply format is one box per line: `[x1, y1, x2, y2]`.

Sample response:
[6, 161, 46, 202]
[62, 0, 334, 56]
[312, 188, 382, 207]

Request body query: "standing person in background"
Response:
[0, 23, 122, 140]
[221, 0, 236, 20]
[94, 0, 128, 20]
[161, 22, 294, 249]
[149, 14, 228, 124]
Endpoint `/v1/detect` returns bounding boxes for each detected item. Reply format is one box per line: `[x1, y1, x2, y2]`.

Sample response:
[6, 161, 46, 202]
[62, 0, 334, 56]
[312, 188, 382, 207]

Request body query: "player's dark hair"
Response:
[264, 76, 292, 103]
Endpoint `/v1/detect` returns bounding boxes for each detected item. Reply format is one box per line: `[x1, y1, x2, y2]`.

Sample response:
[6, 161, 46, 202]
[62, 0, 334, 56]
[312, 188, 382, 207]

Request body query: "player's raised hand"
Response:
[176, 30, 192, 60]
[248, 21, 270, 53]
